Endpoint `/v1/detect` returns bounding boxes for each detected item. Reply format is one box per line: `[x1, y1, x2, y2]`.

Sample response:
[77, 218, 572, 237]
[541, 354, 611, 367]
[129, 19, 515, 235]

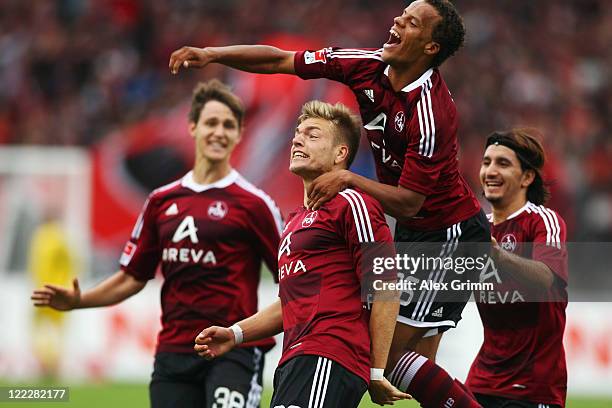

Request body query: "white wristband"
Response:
[370, 368, 384, 381]
[230, 324, 244, 345]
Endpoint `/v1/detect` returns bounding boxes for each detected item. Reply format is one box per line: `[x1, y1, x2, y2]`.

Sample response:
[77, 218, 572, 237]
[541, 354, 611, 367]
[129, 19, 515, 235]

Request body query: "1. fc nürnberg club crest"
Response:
[302, 211, 318, 228]
[500, 233, 517, 252]
[395, 111, 405, 132]
[208, 201, 228, 220]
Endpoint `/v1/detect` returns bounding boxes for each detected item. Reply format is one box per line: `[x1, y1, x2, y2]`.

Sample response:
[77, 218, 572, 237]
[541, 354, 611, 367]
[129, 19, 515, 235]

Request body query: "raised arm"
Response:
[31, 270, 146, 311]
[169, 45, 295, 75]
[308, 170, 425, 221]
[194, 299, 283, 359]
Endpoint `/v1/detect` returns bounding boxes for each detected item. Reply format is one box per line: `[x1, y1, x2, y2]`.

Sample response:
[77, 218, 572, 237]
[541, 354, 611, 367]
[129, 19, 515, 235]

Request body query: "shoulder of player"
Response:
[232, 173, 283, 227]
[327, 47, 383, 60]
[146, 178, 184, 203]
[404, 68, 451, 100]
[334, 188, 383, 214]
[326, 47, 385, 71]
[525, 202, 566, 234]
[231, 173, 278, 208]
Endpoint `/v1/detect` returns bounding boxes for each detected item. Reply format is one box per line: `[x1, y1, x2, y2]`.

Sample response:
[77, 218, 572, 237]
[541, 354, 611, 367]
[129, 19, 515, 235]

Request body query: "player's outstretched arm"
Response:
[194, 299, 283, 359]
[169, 45, 295, 75]
[307, 170, 425, 220]
[30, 271, 146, 311]
[368, 298, 412, 405]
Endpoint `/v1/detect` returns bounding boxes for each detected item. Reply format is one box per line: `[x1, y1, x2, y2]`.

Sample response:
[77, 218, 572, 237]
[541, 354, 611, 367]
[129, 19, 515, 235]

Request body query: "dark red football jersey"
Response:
[276, 188, 394, 384]
[294, 47, 480, 231]
[119, 170, 283, 353]
[466, 202, 568, 406]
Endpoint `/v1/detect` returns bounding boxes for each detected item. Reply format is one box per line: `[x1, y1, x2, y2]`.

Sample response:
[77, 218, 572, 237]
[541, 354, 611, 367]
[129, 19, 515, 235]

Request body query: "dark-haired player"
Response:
[31, 80, 283, 408]
[169, 1, 487, 405]
[467, 129, 568, 408]
[195, 100, 408, 407]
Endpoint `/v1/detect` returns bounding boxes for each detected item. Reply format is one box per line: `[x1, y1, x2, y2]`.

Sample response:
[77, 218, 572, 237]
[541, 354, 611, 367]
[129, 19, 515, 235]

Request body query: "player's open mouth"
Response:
[485, 181, 503, 188]
[207, 141, 227, 149]
[384, 28, 401, 48]
[292, 151, 309, 159]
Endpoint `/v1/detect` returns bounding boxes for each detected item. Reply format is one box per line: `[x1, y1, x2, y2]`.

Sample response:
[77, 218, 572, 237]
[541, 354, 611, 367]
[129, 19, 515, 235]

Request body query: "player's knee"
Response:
[387, 340, 418, 370]
[387, 326, 428, 370]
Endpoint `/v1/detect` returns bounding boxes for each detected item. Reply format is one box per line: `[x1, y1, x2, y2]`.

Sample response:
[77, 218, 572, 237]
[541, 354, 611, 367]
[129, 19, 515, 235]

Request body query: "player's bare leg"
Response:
[415, 333, 443, 362]
[386, 323, 429, 368]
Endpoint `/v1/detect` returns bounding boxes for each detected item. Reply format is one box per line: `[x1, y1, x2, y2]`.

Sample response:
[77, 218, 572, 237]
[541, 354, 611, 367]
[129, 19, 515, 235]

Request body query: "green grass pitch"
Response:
[0, 382, 610, 407]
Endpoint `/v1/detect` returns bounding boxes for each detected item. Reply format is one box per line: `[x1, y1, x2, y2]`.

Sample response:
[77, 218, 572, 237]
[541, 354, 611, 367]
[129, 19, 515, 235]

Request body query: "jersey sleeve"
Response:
[338, 189, 395, 284]
[531, 208, 568, 285]
[248, 196, 284, 283]
[119, 195, 161, 281]
[398, 73, 449, 195]
[294, 47, 383, 87]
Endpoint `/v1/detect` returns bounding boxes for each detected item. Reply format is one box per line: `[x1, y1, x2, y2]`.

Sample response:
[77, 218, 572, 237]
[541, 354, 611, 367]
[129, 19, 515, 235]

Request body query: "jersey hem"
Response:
[156, 342, 273, 354]
[280, 350, 369, 385]
[396, 205, 480, 232]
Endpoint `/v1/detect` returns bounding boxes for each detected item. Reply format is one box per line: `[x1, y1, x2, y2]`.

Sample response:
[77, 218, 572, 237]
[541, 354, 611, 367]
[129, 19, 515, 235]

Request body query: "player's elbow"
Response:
[395, 189, 426, 219]
[538, 267, 556, 291]
[389, 204, 420, 222]
[403, 204, 422, 218]
[389, 203, 421, 221]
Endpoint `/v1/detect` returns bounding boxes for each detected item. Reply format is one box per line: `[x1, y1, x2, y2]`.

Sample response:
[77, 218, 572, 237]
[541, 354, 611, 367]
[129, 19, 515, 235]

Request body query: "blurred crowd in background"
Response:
[0, 0, 610, 240]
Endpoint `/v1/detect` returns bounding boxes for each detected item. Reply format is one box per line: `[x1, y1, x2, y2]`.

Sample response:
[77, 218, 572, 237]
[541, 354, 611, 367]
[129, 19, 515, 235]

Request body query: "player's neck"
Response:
[492, 196, 528, 224]
[192, 160, 232, 185]
[388, 63, 431, 92]
[301, 179, 313, 208]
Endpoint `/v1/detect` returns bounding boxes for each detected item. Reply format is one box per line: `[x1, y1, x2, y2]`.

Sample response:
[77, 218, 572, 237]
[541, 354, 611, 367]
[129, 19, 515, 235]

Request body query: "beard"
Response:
[482, 190, 503, 205]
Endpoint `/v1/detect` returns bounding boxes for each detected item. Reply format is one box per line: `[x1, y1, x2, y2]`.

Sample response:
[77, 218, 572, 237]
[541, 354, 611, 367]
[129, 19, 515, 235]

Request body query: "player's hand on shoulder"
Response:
[30, 278, 81, 311]
[169, 46, 212, 74]
[368, 377, 411, 406]
[194, 326, 235, 359]
[307, 169, 350, 210]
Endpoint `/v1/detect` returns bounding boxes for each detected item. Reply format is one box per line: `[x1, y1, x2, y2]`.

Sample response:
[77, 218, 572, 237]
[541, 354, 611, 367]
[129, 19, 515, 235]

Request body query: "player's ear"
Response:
[235, 125, 243, 143]
[424, 41, 440, 57]
[334, 144, 349, 166]
[521, 169, 536, 188]
[189, 122, 196, 138]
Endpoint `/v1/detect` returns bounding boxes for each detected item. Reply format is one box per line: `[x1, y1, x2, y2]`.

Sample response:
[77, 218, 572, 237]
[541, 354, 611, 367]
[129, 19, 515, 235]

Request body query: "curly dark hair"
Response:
[425, 0, 466, 67]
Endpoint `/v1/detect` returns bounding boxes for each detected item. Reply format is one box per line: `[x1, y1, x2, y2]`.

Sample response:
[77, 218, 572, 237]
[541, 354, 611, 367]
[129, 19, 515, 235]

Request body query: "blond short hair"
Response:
[297, 100, 362, 167]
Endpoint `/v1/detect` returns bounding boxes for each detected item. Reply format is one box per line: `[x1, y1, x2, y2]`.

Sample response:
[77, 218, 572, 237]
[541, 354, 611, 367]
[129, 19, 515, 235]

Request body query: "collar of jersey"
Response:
[507, 201, 532, 220]
[489, 201, 532, 224]
[181, 169, 238, 192]
[384, 66, 433, 93]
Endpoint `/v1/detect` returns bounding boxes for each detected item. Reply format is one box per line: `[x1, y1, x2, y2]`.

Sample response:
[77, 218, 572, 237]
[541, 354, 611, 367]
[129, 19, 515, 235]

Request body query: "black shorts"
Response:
[395, 210, 490, 336]
[475, 393, 561, 408]
[150, 348, 264, 408]
[271, 355, 367, 408]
